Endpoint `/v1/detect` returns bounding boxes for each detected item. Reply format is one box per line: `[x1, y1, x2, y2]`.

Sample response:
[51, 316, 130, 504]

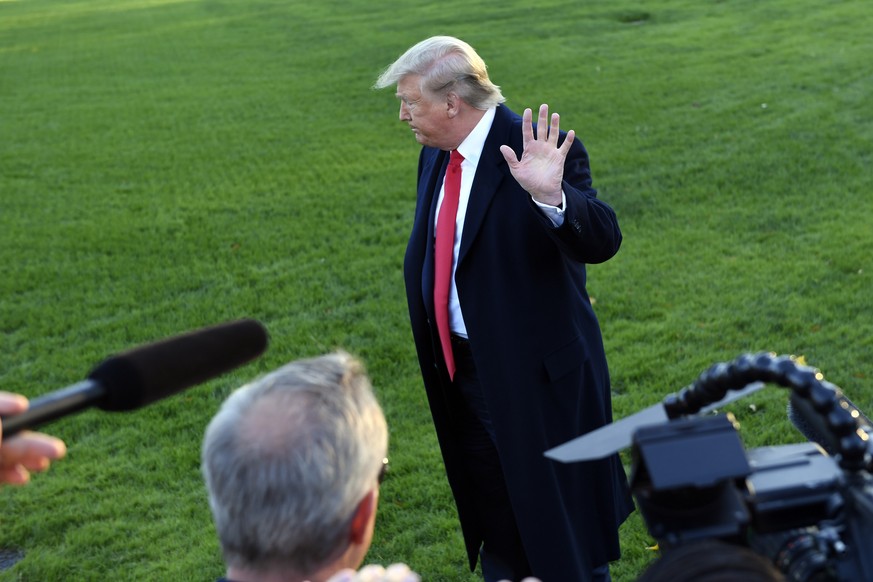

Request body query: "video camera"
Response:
[547, 352, 873, 581]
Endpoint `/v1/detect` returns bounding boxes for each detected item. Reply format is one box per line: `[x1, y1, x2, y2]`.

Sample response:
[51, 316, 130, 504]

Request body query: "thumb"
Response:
[499, 144, 519, 166]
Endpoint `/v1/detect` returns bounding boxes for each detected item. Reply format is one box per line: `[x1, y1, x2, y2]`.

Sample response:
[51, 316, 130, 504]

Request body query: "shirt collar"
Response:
[455, 106, 496, 167]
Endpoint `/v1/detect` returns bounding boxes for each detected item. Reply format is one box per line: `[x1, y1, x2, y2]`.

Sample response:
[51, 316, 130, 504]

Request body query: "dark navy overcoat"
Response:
[403, 104, 634, 581]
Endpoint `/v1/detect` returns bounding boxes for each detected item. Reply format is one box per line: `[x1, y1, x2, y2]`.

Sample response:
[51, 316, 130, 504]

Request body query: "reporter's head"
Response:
[201, 351, 388, 579]
[637, 539, 785, 582]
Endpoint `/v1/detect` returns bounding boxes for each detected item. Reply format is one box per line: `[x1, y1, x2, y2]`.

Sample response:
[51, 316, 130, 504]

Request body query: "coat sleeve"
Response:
[529, 135, 622, 264]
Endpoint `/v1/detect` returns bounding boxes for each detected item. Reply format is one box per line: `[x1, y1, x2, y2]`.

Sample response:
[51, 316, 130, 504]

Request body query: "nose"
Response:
[399, 102, 411, 122]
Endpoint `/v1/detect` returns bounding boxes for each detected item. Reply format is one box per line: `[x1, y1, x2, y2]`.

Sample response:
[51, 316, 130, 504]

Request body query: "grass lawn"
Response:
[1, 0, 871, 580]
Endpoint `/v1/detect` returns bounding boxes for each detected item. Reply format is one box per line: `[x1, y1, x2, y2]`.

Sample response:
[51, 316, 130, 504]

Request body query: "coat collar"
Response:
[457, 104, 516, 264]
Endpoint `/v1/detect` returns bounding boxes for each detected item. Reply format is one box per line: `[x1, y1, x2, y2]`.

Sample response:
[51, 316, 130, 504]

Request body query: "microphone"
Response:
[1, 318, 269, 438]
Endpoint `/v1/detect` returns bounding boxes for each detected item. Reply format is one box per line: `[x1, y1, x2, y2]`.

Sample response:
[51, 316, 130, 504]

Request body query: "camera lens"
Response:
[751, 528, 834, 582]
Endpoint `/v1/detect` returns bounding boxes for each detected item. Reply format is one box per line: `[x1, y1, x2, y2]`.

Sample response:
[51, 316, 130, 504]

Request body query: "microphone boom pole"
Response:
[1, 318, 269, 438]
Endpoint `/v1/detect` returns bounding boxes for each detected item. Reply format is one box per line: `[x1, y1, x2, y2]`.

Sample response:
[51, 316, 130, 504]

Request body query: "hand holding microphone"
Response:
[0, 392, 66, 486]
[0, 318, 269, 482]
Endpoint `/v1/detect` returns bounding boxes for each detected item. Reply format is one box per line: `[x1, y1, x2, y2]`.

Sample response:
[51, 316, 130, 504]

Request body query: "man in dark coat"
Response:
[374, 36, 634, 582]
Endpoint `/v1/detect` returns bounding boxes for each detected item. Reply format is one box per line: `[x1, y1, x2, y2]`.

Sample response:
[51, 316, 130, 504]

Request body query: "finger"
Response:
[14, 455, 52, 473]
[0, 393, 30, 450]
[1, 432, 67, 465]
[356, 564, 388, 582]
[549, 112, 561, 145]
[0, 465, 30, 486]
[385, 564, 421, 582]
[558, 129, 576, 155]
[537, 104, 550, 140]
[521, 107, 534, 144]
[0, 392, 29, 416]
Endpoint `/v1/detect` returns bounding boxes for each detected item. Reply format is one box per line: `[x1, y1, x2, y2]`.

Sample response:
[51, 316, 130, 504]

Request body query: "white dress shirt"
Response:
[434, 107, 566, 338]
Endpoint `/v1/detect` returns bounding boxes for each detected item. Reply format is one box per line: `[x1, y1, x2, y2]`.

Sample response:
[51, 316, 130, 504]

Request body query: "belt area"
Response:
[450, 334, 471, 356]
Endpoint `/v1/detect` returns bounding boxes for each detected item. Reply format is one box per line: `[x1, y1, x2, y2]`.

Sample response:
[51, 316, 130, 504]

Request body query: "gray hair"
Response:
[201, 351, 388, 574]
[373, 35, 505, 109]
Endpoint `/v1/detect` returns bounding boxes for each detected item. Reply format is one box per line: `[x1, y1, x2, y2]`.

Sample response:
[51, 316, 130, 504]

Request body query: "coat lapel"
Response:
[458, 105, 514, 265]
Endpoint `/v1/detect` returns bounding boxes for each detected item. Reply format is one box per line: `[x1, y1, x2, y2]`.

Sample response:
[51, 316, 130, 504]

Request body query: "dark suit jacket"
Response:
[403, 104, 634, 580]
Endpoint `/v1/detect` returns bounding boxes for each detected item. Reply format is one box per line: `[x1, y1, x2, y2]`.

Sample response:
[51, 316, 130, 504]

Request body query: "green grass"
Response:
[1, 0, 871, 580]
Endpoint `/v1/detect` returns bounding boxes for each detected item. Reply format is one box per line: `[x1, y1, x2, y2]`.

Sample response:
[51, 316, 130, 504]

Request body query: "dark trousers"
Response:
[450, 334, 533, 582]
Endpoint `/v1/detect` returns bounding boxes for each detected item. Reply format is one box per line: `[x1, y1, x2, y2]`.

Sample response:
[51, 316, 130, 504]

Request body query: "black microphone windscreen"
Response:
[88, 318, 269, 411]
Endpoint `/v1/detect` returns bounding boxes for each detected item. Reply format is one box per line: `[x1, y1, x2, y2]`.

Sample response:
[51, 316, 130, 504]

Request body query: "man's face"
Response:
[395, 75, 452, 150]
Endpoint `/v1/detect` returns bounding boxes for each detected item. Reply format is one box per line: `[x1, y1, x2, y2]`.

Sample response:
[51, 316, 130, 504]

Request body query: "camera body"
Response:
[631, 413, 873, 581]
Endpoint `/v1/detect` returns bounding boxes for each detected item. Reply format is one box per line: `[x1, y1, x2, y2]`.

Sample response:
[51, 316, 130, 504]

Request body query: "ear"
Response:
[348, 489, 377, 545]
[446, 92, 461, 118]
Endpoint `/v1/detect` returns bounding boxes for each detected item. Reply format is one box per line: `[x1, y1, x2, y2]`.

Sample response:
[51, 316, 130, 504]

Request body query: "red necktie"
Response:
[434, 150, 464, 380]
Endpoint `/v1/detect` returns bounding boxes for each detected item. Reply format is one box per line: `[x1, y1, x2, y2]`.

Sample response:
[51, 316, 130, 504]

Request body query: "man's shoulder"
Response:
[421, 146, 440, 156]
[418, 146, 443, 166]
[495, 103, 522, 126]
[486, 104, 523, 151]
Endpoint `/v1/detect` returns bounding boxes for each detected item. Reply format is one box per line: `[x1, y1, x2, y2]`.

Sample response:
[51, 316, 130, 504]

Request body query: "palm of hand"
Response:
[508, 138, 566, 199]
[499, 104, 575, 205]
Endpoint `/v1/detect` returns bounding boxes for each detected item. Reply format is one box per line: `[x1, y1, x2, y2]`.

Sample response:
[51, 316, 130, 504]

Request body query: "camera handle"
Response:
[662, 352, 870, 472]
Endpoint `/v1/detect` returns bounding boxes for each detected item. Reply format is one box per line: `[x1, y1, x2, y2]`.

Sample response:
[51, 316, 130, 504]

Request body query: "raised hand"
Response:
[499, 103, 575, 207]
